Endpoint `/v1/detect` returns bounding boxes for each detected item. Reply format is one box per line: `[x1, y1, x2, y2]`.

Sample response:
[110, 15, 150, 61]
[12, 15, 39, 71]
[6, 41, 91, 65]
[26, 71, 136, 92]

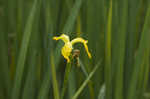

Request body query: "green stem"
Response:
[61, 57, 73, 99]
[51, 54, 60, 99]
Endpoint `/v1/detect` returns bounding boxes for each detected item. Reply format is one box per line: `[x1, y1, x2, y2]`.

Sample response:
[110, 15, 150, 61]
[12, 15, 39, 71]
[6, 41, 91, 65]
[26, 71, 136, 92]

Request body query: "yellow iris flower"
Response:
[53, 34, 92, 63]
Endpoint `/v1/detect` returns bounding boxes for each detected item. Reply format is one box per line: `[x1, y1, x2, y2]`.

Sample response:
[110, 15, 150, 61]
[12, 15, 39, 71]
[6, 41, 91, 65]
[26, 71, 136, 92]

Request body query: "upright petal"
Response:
[61, 43, 73, 62]
[53, 34, 70, 43]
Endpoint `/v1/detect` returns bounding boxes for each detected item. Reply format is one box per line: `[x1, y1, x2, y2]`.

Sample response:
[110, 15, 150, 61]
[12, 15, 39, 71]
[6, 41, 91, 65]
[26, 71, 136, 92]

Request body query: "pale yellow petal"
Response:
[61, 43, 73, 63]
[53, 34, 70, 43]
[71, 37, 86, 45]
[71, 37, 92, 58]
[53, 36, 61, 40]
[83, 42, 92, 58]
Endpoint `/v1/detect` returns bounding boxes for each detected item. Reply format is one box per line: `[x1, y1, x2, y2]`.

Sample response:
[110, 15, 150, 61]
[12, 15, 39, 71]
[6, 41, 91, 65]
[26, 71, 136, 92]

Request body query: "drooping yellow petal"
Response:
[71, 38, 92, 58]
[61, 42, 73, 63]
[53, 34, 70, 43]
[83, 42, 92, 58]
[71, 37, 86, 45]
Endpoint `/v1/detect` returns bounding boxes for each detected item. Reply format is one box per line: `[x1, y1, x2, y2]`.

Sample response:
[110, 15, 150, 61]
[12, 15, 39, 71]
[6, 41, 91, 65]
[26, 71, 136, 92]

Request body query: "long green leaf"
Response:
[127, 2, 150, 99]
[113, 0, 128, 99]
[11, 0, 42, 99]
[22, 51, 37, 99]
[98, 84, 105, 99]
[124, 0, 140, 95]
[0, 7, 10, 99]
[104, 0, 112, 99]
[72, 60, 102, 99]
[50, 52, 60, 99]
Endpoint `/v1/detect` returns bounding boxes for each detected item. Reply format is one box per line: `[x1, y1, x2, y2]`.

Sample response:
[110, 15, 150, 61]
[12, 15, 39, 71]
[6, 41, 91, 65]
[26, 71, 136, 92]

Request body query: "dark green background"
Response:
[0, 0, 150, 99]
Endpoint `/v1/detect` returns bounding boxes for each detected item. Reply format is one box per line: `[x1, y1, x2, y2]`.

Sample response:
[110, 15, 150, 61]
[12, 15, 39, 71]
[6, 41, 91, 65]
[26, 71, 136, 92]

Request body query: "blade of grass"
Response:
[68, 67, 76, 99]
[50, 52, 60, 99]
[127, 2, 150, 99]
[79, 59, 89, 77]
[39, 0, 53, 79]
[104, 0, 112, 99]
[144, 93, 150, 99]
[37, 60, 52, 99]
[37, 35, 53, 99]
[37, 0, 54, 97]
[72, 60, 102, 99]
[7, 0, 16, 32]
[143, 51, 150, 92]
[76, 15, 82, 36]
[0, 11, 10, 99]
[85, 0, 105, 96]
[15, 0, 24, 57]
[11, 0, 42, 99]
[79, 59, 95, 99]
[113, 0, 128, 99]
[62, 0, 84, 33]
[135, 0, 147, 40]
[98, 84, 105, 99]
[22, 51, 37, 99]
[137, 48, 150, 99]
[65, 0, 73, 10]
[124, 0, 140, 94]
[22, 7, 41, 99]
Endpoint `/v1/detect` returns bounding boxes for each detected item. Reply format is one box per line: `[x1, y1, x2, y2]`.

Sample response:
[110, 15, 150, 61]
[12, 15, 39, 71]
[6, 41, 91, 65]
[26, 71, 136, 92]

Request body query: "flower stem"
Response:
[61, 57, 73, 99]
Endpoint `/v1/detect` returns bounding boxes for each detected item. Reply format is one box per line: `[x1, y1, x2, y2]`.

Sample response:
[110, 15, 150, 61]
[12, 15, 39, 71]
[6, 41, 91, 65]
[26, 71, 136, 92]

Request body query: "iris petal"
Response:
[53, 34, 91, 63]
[71, 38, 92, 58]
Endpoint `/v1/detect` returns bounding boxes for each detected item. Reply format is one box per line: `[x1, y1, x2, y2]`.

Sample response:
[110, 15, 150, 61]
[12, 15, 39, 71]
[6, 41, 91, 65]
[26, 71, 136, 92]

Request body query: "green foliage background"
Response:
[0, 0, 150, 99]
